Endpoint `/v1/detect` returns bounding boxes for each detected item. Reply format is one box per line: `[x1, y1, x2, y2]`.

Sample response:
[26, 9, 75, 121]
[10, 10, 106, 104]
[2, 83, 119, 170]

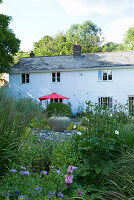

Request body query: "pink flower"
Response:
[65, 174, 73, 186]
[67, 166, 76, 174]
[120, 105, 123, 109]
[77, 189, 83, 195]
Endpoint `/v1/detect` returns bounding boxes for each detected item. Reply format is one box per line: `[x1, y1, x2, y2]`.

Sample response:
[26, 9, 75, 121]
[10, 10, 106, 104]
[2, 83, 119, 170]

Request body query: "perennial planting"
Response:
[1, 90, 134, 199]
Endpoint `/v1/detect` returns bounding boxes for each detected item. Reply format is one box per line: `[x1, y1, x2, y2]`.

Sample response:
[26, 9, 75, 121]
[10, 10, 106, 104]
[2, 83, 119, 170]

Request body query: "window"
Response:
[22, 73, 29, 83]
[50, 99, 62, 103]
[98, 97, 113, 108]
[52, 72, 60, 82]
[128, 96, 134, 115]
[98, 70, 112, 81]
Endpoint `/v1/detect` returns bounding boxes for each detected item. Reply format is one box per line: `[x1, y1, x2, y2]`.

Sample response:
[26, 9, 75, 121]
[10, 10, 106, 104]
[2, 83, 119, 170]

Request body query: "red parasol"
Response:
[38, 92, 70, 101]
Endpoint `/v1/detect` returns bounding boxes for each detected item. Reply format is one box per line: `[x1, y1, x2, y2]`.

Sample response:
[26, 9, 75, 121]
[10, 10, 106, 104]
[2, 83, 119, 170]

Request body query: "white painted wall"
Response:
[9, 68, 134, 113]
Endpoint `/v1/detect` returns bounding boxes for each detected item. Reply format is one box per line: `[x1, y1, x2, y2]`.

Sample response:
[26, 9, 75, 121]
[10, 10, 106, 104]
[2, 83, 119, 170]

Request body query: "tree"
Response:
[124, 26, 134, 50]
[13, 51, 29, 64]
[66, 20, 102, 53]
[33, 20, 102, 56]
[101, 42, 120, 52]
[0, 11, 20, 72]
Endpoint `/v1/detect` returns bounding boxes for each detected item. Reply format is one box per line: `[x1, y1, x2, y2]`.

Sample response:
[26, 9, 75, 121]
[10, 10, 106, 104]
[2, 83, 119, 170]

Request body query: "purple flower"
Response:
[67, 166, 76, 174]
[20, 171, 30, 175]
[56, 169, 60, 175]
[58, 192, 64, 198]
[65, 174, 73, 186]
[35, 186, 41, 191]
[77, 189, 83, 195]
[19, 195, 25, 198]
[42, 170, 47, 175]
[10, 169, 17, 173]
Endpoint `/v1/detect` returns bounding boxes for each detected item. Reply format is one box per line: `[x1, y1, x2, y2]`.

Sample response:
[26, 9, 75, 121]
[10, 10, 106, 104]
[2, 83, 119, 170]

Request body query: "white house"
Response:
[9, 46, 134, 114]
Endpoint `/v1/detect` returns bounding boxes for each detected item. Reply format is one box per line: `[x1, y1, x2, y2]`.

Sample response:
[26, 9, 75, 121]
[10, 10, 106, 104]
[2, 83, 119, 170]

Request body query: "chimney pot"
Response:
[30, 51, 35, 57]
[73, 44, 81, 57]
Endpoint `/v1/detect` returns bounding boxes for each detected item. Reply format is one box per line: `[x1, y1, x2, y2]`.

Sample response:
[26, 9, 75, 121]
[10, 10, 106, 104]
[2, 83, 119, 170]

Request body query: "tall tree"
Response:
[0, 1, 20, 72]
[124, 26, 134, 50]
[66, 20, 102, 53]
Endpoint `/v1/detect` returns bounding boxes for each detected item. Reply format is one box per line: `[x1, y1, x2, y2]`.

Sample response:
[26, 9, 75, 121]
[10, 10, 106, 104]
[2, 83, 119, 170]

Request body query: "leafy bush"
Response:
[45, 102, 72, 118]
[29, 117, 50, 130]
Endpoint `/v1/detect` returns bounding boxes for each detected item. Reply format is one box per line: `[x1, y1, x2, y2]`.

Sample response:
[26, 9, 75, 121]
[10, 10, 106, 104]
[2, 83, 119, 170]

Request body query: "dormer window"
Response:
[22, 73, 29, 83]
[98, 70, 112, 81]
[52, 72, 60, 82]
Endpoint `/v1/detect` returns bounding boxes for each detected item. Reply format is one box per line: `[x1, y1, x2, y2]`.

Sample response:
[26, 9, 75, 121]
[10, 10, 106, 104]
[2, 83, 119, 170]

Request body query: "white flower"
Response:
[73, 125, 76, 129]
[77, 131, 82, 136]
[115, 130, 119, 135]
[110, 113, 112, 117]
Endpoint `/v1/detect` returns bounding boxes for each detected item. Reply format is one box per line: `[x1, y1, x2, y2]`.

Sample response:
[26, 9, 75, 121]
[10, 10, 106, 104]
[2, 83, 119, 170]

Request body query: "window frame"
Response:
[98, 70, 112, 81]
[98, 97, 113, 108]
[21, 73, 30, 84]
[52, 72, 60, 83]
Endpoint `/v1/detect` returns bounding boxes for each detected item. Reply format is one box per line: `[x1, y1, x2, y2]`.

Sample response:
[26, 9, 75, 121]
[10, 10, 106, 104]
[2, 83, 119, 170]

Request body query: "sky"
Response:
[0, 0, 134, 52]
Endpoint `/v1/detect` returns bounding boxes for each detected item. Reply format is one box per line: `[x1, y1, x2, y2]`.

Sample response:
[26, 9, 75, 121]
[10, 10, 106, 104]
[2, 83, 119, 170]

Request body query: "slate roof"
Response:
[10, 51, 134, 74]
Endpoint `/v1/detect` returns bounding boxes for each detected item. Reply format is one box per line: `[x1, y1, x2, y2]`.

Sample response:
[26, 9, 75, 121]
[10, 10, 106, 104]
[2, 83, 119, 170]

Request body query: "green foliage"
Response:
[0, 89, 31, 176]
[45, 102, 72, 118]
[15, 98, 40, 114]
[29, 117, 50, 130]
[101, 42, 120, 52]
[120, 123, 134, 150]
[51, 138, 79, 169]
[124, 26, 134, 50]
[72, 102, 130, 186]
[13, 51, 29, 63]
[0, 14, 20, 72]
[66, 20, 102, 53]
[33, 20, 103, 56]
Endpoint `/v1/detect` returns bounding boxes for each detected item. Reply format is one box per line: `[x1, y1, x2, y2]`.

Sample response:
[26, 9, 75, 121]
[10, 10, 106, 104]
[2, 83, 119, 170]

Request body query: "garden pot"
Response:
[48, 116, 71, 132]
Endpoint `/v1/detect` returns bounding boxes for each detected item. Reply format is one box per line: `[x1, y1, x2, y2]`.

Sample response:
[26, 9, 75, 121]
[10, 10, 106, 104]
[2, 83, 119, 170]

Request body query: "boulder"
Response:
[48, 116, 71, 132]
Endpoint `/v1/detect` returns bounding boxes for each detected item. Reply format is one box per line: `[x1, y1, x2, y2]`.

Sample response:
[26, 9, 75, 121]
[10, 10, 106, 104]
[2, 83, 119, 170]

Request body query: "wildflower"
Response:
[35, 186, 41, 191]
[42, 170, 47, 175]
[58, 192, 64, 198]
[55, 169, 60, 174]
[77, 189, 83, 195]
[10, 169, 17, 173]
[115, 130, 119, 135]
[20, 171, 30, 175]
[77, 131, 82, 136]
[21, 166, 26, 170]
[120, 105, 123, 109]
[68, 165, 76, 174]
[73, 125, 77, 129]
[65, 174, 73, 186]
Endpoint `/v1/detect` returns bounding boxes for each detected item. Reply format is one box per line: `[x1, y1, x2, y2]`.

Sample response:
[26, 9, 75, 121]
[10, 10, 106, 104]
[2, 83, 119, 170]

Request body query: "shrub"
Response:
[45, 102, 72, 118]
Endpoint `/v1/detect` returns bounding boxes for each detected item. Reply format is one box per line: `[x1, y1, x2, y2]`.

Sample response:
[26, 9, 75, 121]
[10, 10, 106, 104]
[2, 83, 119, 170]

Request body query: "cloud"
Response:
[0, 2, 6, 14]
[104, 17, 134, 43]
[57, 0, 133, 16]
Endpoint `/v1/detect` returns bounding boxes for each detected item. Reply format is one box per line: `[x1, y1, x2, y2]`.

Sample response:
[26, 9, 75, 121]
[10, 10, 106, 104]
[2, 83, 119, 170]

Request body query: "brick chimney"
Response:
[73, 42, 81, 57]
[30, 51, 35, 57]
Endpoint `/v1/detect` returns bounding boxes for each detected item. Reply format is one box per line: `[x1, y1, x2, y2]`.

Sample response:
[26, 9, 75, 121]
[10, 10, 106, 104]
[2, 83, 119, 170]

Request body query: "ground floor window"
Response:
[98, 97, 113, 108]
[128, 96, 134, 115]
[50, 99, 63, 103]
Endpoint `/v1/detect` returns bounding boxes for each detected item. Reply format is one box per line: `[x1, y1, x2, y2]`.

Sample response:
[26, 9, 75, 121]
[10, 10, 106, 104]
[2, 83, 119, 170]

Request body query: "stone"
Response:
[48, 116, 71, 132]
